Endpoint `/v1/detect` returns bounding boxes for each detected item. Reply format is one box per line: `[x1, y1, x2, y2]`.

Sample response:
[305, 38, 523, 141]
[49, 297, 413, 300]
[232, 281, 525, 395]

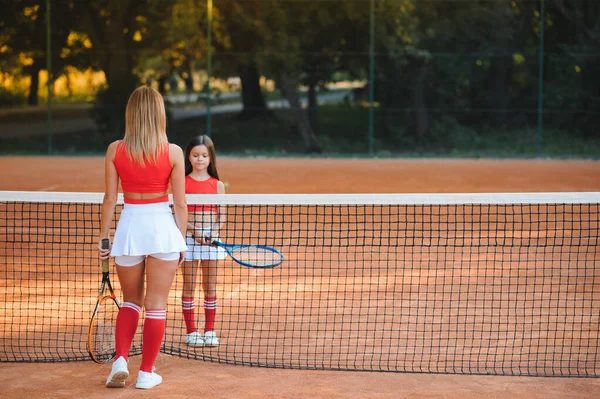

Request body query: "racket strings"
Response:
[90, 298, 119, 361]
[230, 247, 282, 267]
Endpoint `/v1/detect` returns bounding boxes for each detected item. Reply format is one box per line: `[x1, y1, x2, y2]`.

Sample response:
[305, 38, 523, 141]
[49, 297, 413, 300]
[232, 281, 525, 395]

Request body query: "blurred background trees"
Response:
[1, 0, 598, 155]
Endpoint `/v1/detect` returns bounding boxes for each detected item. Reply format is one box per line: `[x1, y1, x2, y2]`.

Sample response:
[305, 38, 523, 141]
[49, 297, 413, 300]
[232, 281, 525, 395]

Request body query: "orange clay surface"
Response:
[1, 156, 600, 399]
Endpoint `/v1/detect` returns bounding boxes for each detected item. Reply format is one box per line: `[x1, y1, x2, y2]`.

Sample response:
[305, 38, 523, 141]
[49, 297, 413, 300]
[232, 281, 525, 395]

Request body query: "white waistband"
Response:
[122, 202, 171, 214]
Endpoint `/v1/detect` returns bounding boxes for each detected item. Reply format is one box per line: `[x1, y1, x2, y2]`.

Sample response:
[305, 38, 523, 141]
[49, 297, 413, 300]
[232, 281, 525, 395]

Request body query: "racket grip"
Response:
[101, 238, 110, 272]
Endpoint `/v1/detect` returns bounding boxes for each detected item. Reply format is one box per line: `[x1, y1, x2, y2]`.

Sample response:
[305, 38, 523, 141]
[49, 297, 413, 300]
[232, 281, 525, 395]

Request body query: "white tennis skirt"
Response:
[185, 234, 227, 261]
[111, 202, 187, 257]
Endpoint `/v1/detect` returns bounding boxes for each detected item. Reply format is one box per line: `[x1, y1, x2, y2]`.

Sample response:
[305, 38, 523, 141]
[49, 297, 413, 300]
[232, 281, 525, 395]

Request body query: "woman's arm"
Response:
[170, 144, 188, 237]
[98, 141, 119, 260]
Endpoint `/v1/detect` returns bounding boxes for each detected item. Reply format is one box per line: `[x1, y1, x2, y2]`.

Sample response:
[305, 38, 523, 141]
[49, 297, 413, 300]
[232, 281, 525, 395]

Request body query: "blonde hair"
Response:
[123, 86, 168, 165]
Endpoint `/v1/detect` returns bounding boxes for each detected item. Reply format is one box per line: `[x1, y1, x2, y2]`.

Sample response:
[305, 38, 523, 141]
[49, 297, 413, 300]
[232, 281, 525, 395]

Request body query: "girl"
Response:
[99, 86, 187, 390]
[181, 135, 226, 347]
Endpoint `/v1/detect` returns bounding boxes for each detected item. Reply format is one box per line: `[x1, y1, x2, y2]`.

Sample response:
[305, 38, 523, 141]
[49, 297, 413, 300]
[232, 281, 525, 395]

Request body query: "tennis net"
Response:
[0, 191, 598, 376]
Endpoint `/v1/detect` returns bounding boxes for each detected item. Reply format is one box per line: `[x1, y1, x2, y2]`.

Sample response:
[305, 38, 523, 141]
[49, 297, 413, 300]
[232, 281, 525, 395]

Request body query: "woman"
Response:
[98, 86, 187, 390]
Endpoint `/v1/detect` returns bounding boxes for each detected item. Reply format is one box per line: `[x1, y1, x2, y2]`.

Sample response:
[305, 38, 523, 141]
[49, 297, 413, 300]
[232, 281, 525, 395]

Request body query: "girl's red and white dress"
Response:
[184, 175, 226, 261]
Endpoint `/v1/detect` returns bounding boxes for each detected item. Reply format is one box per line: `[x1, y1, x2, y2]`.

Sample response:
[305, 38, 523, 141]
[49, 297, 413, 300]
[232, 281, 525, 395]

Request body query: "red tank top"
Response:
[113, 141, 172, 204]
[186, 175, 218, 212]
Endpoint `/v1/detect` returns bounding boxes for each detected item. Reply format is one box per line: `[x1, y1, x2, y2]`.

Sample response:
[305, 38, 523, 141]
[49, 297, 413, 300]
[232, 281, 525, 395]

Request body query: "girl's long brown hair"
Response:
[123, 86, 168, 165]
[184, 135, 220, 180]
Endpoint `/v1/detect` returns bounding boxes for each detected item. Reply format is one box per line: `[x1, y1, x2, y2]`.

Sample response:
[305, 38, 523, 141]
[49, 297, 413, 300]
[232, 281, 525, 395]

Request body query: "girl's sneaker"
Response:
[185, 331, 204, 346]
[203, 331, 220, 346]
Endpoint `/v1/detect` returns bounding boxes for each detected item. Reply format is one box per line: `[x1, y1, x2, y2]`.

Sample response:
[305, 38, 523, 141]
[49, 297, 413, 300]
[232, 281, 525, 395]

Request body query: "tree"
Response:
[257, 1, 322, 151]
[78, 0, 148, 89]
[150, 0, 209, 89]
[213, 1, 270, 119]
[549, 0, 600, 136]
[204, 0, 321, 150]
[296, 2, 368, 133]
[77, 0, 167, 140]
[0, 0, 81, 106]
[373, 0, 544, 144]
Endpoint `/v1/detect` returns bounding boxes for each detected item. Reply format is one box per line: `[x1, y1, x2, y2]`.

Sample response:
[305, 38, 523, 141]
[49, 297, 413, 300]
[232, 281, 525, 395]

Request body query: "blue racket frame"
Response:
[212, 240, 284, 269]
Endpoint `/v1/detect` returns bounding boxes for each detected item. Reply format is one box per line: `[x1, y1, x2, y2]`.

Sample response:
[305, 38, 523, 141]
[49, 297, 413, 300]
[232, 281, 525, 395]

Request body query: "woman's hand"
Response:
[179, 251, 186, 265]
[98, 238, 111, 261]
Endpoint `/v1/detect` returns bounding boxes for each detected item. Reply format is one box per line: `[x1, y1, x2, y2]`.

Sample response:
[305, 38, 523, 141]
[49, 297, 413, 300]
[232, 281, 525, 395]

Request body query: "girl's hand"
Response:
[179, 251, 186, 265]
[194, 229, 212, 245]
[98, 238, 111, 261]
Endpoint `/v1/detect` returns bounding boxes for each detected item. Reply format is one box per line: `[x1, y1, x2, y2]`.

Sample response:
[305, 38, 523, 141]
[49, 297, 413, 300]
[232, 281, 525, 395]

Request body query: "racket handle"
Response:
[101, 238, 110, 273]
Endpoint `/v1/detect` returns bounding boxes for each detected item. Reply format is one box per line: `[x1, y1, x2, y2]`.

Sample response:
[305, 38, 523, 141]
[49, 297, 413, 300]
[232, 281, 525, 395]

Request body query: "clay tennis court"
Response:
[1, 156, 599, 398]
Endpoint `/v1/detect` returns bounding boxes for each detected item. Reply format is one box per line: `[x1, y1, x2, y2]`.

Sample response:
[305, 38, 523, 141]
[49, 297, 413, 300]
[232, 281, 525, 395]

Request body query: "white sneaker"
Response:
[136, 370, 162, 389]
[185, 331, 204, 346]
[203, 331, 220, 347]
[106, 356, 129, 388]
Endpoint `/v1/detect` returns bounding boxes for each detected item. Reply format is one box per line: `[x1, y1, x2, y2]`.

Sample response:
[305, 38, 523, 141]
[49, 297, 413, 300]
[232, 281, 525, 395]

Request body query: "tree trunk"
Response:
[27, 60, 43, 106]
[413, 71, 429, 140]
[278, 74, 321, 152]
[308, 82, 318, 132]
[84, 0, 136, 89]
[104, 37, 134, 87]
[239, 63, 268, 118]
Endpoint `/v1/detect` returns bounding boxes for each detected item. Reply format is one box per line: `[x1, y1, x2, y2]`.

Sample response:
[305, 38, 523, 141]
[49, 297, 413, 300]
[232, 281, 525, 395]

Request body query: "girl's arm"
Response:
[170, 144, 188, 238]
[98, 141, 119, 260]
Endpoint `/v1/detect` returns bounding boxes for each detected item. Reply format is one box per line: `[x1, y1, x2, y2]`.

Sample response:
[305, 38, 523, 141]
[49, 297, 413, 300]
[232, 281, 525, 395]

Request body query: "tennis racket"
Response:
[194, 235, 284, 268]
[215, 240, 284, 268]
[87, 238, 120, 363]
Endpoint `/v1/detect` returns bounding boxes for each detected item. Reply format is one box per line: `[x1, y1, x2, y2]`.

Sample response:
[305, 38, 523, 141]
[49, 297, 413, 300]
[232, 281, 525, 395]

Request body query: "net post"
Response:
[46, 0, 53, 154]
[368, 0, 376, 156]
[206, 0, 213, 137]
[536, 0, 545, 157]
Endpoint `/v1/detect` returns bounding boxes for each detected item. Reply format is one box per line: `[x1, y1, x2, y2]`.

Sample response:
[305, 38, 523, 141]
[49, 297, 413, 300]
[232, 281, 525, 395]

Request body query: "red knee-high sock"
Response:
[182, 297, 197, 334]
[204, 296, 217, 333]
[140, 309, 166, 373]
[115, 302, 141, 361]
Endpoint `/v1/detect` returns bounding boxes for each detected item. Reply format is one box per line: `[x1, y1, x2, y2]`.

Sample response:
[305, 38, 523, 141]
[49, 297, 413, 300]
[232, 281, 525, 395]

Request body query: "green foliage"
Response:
[2, 0, 600, 154]
[0, 87, 26, 107]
